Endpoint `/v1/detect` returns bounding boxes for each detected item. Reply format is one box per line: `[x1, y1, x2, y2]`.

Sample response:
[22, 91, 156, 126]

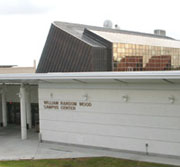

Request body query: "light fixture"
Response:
[83, 94, 88, 101]
[168, 96, 175, 104]
[17, 93, 21, 98]
[50, 93, 53, 98]
[122, 95, 128, 102]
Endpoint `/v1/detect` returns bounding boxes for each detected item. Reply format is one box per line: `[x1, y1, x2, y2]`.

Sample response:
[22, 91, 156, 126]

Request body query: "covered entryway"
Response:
[0, 83, 39, 140]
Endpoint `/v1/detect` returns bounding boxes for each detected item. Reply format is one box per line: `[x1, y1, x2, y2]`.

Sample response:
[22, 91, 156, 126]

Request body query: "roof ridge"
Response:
[53, 21, 174, 40]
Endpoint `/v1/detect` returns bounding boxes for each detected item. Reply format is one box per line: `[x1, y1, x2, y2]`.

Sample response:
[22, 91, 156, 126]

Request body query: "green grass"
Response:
[0, 157, 177, 167]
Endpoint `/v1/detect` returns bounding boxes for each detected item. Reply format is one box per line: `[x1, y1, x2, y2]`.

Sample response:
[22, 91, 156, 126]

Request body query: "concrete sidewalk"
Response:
[0, 126, 99, 160]
[0, 126, 180, 166]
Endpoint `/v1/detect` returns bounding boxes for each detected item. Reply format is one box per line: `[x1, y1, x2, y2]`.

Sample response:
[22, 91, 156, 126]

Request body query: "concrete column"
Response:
[26, 86, 32, 129]
[20, 84, 27, 140]
[2, 85, 7, 127]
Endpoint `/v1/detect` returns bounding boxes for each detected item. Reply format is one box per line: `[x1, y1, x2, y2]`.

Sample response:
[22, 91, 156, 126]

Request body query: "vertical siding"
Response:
[37, 24, 108, 73]
[91, 47, 108, 71]
[83, 29, 113, 71]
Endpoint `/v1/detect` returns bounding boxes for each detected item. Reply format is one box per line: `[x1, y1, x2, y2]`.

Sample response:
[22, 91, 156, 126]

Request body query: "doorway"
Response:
[7, 102, 39, 127]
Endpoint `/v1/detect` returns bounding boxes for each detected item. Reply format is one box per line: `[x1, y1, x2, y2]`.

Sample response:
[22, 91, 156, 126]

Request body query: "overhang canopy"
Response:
[0, 71, 180, 85]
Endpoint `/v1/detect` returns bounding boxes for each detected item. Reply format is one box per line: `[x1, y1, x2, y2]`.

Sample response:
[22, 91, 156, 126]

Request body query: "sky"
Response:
[0, 0, 180, 67]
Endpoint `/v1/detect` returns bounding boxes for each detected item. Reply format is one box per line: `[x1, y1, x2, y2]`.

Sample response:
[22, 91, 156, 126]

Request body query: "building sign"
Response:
[43, 100, 92, 111]
[43, 101, 59, 109]
[60, 101, 92, 110]
[79, 102, 92, 107]
[60, 101, 77, 110]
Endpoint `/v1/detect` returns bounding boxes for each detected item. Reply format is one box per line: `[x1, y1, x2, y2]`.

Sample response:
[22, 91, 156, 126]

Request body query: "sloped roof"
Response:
[54, 21, 175, 44]
[53, 22, 106, 47]
[89, 29, 180, 48]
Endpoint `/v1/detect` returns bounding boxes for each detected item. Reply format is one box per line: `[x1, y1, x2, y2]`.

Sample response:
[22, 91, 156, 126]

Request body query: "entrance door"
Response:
[7, 102, 39, 127]
[7, 102, 20, 125]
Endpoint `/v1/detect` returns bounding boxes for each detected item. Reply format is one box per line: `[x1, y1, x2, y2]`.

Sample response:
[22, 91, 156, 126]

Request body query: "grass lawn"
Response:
[0, 157, 177, 167]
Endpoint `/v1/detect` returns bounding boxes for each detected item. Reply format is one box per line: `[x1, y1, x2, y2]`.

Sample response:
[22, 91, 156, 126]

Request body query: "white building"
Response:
[0, 71, 180, 158]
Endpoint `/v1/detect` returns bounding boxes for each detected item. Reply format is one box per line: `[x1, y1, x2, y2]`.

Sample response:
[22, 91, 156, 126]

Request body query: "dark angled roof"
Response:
[54, 21, 175, 42]
[37, 22, 112, 73]
[53, 22, 106, 48]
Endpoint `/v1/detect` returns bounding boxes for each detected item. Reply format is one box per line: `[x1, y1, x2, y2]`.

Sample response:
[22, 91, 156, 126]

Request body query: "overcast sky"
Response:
[0, 0, 180, 66]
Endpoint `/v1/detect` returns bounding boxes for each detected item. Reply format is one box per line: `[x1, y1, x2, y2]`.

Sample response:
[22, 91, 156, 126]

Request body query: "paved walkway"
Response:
[0, 126, 99, 160]
[0, 125, 180, 166]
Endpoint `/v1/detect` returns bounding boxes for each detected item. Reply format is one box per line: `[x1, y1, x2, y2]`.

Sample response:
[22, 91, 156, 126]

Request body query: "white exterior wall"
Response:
[39, 83, 180, 157]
